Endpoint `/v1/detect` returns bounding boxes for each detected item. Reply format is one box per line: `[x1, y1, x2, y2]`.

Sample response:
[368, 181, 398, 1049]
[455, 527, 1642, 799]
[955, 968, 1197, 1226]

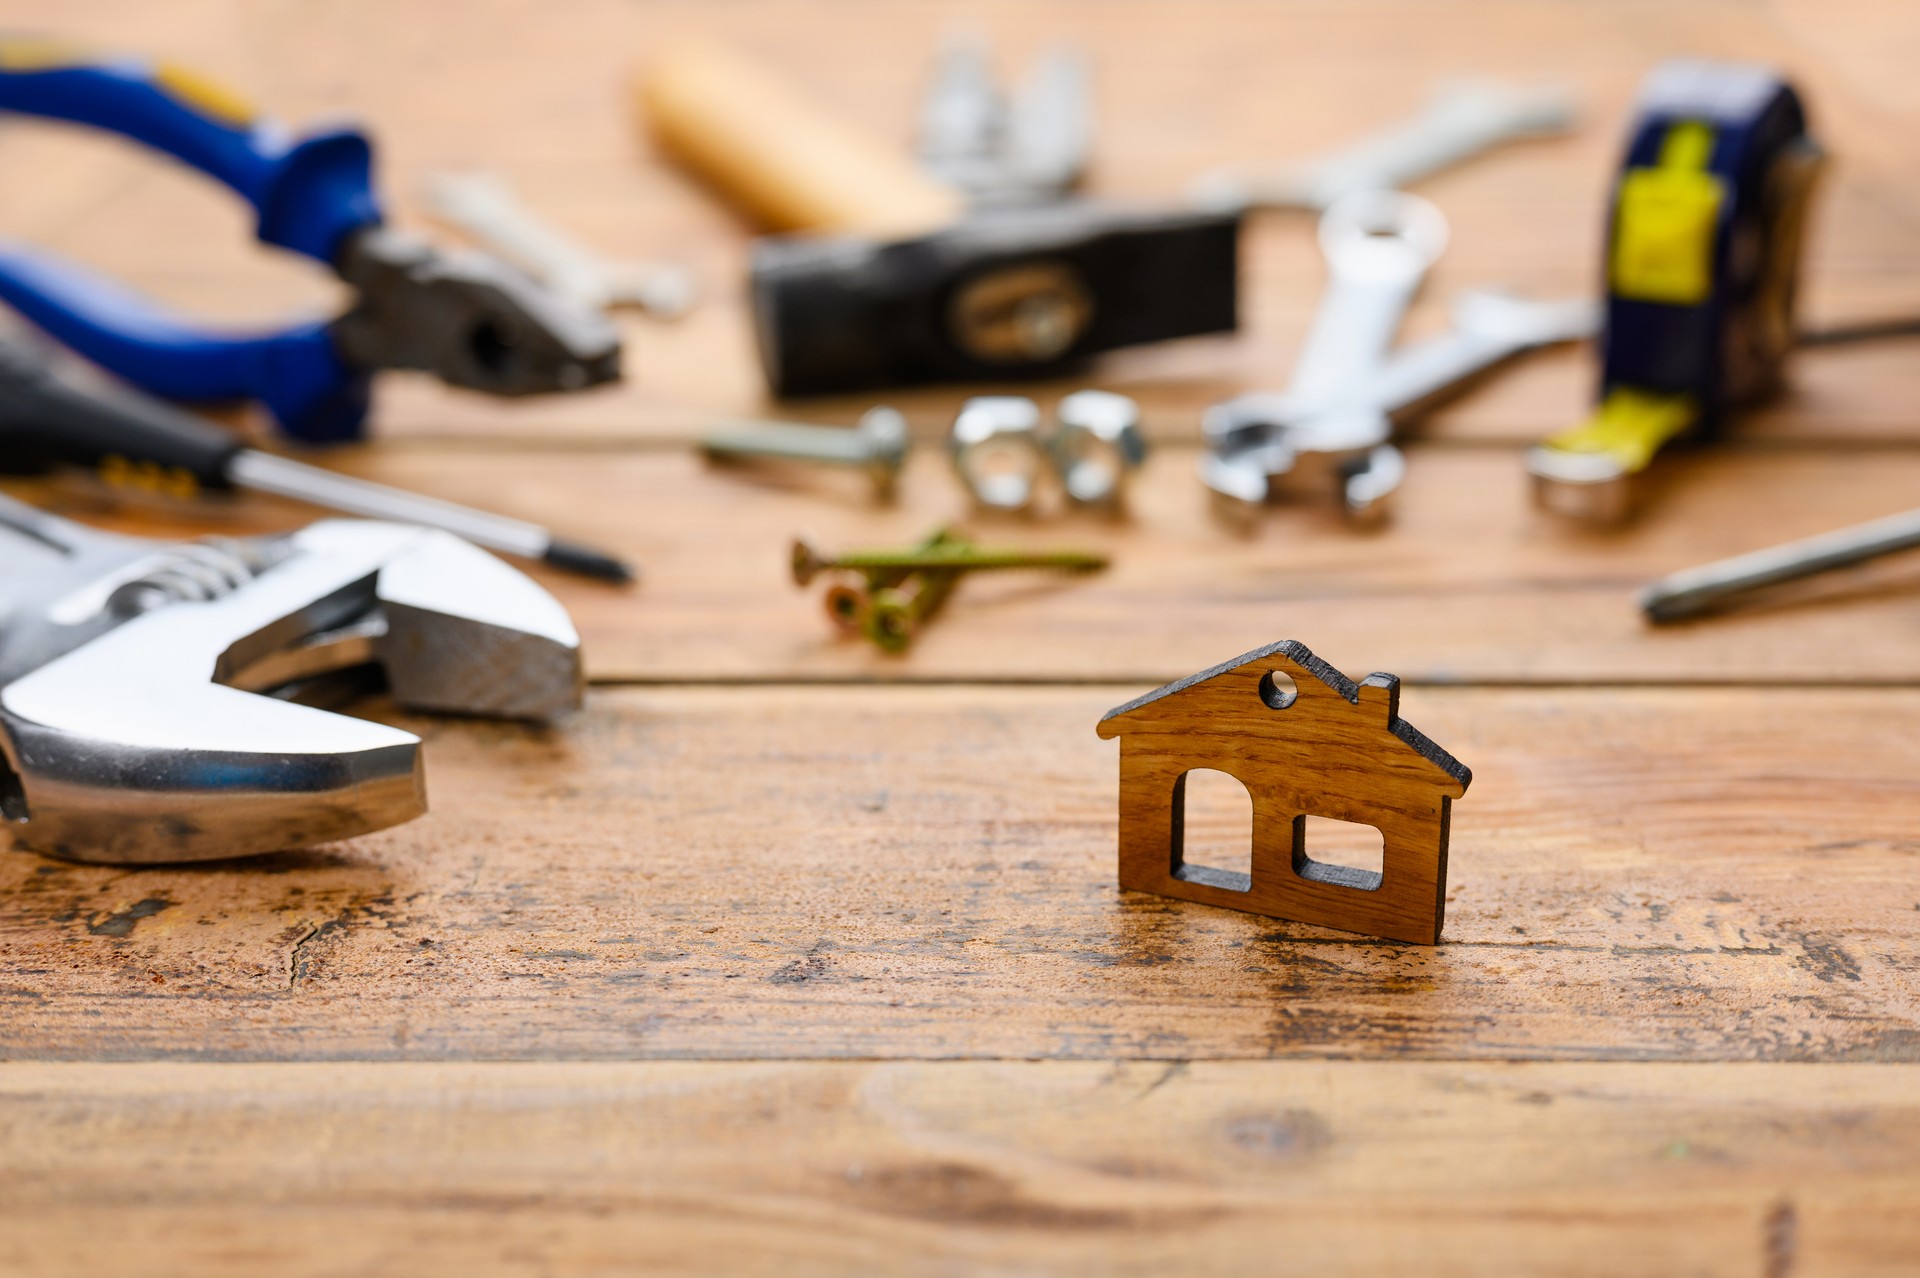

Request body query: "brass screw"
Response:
[791, 532, 1108, 583]
[865, 569, 963, 653]
[795, 528, 1109, 653]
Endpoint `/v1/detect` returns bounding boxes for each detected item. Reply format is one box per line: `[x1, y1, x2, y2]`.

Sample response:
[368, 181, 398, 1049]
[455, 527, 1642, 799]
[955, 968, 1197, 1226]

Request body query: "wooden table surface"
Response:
[3, 1, 1920, 1273]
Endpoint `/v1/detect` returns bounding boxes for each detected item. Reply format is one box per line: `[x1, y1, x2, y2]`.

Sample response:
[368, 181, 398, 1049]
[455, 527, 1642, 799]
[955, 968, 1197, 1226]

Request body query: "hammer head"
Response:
[0, 500, 582, 864]
[751, 202, 1240, 396]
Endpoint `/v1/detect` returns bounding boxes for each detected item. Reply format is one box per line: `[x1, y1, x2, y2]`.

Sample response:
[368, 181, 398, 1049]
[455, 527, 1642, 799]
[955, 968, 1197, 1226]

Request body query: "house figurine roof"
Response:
[1096, 639, 1471, 793]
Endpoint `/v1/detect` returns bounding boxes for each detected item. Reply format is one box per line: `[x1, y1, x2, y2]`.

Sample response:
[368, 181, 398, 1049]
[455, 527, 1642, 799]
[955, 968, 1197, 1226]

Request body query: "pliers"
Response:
[0, 44, 621, 442]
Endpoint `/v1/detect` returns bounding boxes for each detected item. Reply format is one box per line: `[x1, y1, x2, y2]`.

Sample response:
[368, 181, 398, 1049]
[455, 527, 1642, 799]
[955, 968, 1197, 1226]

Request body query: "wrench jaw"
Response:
[0, 709, 424, 865]
[0, 518, 583, 865]
[1201, 398, 1402, 526]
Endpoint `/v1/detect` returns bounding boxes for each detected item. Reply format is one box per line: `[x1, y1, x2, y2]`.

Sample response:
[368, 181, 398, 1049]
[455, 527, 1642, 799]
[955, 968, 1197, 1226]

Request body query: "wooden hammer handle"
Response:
[639, 41, 960, 237]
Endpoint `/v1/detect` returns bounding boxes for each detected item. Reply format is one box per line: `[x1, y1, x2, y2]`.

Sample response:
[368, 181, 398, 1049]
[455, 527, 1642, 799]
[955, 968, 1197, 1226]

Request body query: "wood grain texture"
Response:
[2, 1059, 1918, 1278]
[3, 685, 1916, 1063]
[0, 2, 1916, 1271]
[1098, 642, 1470, 944]
[19, 440, 1920, 685]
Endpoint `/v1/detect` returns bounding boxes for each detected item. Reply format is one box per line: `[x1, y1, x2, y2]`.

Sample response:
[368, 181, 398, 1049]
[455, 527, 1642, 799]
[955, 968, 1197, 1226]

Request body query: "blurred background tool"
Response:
[1205, 289, 1599, 519]
[700, 407, 910, 500]
[0, 498, 582, 863]
[1191, 80, 1576, 212]
[0, 45, 621, 442]
[640, 41, 1238, 396]
[792, 529, 1108, 652]
[1199, 191, 1447, 523]
[1641, 507, 1920, 622]
[1528, 59, 1821, 522]
[916, 30, 1091, 206]
[0, 336, 634, 582]
[423, 171, 697, 319]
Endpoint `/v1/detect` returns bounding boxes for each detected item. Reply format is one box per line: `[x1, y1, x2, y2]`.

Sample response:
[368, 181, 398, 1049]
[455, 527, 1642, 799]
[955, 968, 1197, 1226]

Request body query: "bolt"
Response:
[702, 407, 910, 499]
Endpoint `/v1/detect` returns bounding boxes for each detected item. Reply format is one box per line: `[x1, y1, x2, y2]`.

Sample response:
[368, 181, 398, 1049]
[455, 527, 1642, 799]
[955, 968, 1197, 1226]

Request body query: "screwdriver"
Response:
[0, 336, 634, 583]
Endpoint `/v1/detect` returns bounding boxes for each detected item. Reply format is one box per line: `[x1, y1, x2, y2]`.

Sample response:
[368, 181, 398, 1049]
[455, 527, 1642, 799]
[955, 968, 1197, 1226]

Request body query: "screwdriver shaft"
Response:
[1641, 506, 1920, 622]
[228, 451, 633, 583]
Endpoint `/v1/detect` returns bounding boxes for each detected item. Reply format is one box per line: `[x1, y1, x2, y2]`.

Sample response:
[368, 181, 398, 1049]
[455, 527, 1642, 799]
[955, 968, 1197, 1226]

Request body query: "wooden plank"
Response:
[0, 1059, 1916, 1276]
[3, 685, 1917, 1062]
[0, 0, 1913, 444]
[18, 440, 1920, 685]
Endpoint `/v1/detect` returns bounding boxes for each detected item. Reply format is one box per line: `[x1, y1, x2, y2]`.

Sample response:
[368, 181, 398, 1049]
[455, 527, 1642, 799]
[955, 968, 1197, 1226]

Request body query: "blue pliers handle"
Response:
[0, 47, 620, 442]
[0, 49, 380, 440]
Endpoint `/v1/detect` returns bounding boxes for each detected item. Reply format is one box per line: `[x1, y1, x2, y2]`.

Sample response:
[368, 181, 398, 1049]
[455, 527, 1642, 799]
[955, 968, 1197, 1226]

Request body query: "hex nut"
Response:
[1051, 390, 1146, 508]
[950, 396, 1048, 512]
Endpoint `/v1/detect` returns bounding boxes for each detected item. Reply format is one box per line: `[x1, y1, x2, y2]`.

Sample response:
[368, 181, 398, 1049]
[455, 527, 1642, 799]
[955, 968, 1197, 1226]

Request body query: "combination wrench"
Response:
[424, 171, 696, 319]
[1205, 288, 1598, 519]
[1192, 80, 1577, 212]
[1201, 190, 1447, 520]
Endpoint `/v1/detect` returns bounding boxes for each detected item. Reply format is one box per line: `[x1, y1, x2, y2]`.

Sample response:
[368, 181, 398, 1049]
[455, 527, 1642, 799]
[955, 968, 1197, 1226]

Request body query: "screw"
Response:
[791, 534, 1108, 583]
[702, 407, 910, 499]
[865, 569, 964, 652]
[810, 528, 964, 630]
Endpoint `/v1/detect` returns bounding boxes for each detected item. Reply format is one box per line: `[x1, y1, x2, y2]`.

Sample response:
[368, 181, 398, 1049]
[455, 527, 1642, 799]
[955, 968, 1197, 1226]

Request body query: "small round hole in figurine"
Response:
[1258, 670, 1297, 709]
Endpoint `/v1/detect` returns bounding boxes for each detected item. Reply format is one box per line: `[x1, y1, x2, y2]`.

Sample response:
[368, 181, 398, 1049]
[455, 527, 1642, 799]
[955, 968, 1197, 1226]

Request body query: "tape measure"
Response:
[1529, 60, 1824, 521]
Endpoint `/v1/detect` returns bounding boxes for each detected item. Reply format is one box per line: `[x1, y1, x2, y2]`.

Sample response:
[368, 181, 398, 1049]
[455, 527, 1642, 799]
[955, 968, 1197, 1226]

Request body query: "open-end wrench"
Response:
[1200, 191, 1446, 521]
[424, 171, 696, 319]
[1192, 80, 1576, 213]
[1204, 289, 1596, 519]
[0, 497, 582, 863]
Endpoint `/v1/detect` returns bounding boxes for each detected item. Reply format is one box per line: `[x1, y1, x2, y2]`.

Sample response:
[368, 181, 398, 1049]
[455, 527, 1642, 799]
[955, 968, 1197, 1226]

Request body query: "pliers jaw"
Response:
[332, 226, 623, 397]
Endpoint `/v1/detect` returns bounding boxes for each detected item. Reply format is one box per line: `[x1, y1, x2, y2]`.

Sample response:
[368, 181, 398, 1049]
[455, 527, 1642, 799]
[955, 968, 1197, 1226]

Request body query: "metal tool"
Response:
[750, 202, 1239, 396]
[0, 47, 620, 442]
[0, 497, 583, 863]
[1203, 289, 1599, 517]
[950, 397, 1050, 512]
[0, 335, 634, 582]
[1528, 60, 1823, 522]
[700, 408, 909, 500]
[916, 30, 1091, 206]
[1050, 390, 1146, 510]
[1641, 508, 1920, 622]
[642, 43, 1239, 397]
[1192, 80, 1576, 213]
[793, 529, 1108, 651]
[423, 171, 696, 319]
[1200, 191, 1447, 522]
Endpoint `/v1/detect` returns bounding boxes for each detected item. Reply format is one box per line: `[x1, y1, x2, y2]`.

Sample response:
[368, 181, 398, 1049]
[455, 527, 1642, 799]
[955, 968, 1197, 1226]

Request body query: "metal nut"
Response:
[950, 396, 1048, 512]
[1051, 390, 1146, 508]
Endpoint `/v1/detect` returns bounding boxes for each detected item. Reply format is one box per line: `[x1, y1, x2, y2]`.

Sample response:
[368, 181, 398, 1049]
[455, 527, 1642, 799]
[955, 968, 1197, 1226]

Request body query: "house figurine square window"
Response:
[1096, 640, 1472, 945]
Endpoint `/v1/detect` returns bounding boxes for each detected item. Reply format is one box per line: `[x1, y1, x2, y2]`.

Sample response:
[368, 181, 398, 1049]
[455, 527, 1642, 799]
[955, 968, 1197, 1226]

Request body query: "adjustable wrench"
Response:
[0, 497, 582, 863]
[1193, 80, 1576, 212]
[1205, 288, 1597, 518]
[1201, 191, 1447, 520]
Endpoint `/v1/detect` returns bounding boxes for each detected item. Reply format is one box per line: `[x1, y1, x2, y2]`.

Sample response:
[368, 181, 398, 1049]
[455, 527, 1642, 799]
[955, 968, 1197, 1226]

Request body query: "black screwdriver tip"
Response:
[543, 539, 638, 584]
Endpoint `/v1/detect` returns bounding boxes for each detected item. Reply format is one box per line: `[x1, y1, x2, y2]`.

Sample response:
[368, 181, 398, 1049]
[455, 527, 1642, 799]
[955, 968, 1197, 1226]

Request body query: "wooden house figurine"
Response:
[1095, 640, 1471, 945]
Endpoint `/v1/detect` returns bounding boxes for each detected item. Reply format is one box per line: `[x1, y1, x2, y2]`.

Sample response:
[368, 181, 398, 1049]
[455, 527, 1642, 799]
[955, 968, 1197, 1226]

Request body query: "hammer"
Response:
[640, 42, 1240, 396]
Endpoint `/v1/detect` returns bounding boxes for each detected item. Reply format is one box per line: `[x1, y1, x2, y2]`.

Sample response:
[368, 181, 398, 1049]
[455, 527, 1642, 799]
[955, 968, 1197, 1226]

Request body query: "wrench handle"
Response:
[1287, 273, 1422, 406]
[0, 43, 380, 261]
